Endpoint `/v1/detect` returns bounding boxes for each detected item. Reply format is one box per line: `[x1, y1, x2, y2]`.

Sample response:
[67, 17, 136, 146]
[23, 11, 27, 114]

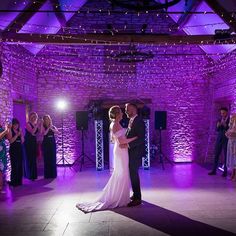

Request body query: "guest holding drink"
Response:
[24, 112, 40, 180]
[226, 114, 236, 181]
[41, 115, 58, 179]
[7, 118, 24, 186]
[0, 121, 10, 192]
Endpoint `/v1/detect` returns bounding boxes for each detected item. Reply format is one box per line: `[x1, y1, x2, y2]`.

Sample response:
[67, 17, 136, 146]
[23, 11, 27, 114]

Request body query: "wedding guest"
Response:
[226, 114, 236, 180]
[0, 121, 10, 192]
[24, 112, 40, 180]
[209, 107, 229, 177]
[41, 115, 58, 179]
[7, 118, 24, 186]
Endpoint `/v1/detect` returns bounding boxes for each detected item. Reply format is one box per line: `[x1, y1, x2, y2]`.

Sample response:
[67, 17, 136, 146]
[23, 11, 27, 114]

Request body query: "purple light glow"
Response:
[15, 0, 86, 54]
[19, 1, 61, 35]
[199, 45, 236, 61]
[0, 0, 31, 30]
[173, 164, 193, 188]
[184, 1, 229, 35]
[1, 3, 226, 167]
[166, 0, 236, 60]
[59, 0, 87, 21]
[169, 120, 195, 163]
[19, 0, 61, 54]
[162, 0, 186, 23]
[183, 1, 236, 59]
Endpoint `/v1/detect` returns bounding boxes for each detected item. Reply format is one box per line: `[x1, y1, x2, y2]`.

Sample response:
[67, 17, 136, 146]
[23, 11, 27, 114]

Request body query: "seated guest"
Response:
[7, 118, 24, 186]
[209, 107, 229, 177]
[226, 114, 236, 180]
[41, 115, 58, 179]
[24, 112, 40, 180]
[0, 121, 10, 192]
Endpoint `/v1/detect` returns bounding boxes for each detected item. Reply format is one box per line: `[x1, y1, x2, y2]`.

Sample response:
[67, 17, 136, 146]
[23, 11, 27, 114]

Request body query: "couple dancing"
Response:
[76, 103, 145, 213]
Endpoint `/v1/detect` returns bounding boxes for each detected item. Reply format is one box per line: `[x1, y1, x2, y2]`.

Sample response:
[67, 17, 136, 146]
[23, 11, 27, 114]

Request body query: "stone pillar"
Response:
[0, 44, 12, 124]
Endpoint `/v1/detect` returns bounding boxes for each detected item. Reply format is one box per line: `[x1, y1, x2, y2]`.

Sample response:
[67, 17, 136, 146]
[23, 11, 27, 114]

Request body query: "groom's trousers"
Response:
[129, 157, 142, 200]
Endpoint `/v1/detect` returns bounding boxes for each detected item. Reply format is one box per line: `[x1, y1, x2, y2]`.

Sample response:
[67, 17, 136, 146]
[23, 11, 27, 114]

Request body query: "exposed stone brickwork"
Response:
[35, 43, 211, 164]
[205, 51, 236, 163]
[3, 0, 233, 165]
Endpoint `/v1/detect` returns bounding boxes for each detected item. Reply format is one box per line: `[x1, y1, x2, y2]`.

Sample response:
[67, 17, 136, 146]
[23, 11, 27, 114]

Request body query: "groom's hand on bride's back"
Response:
[119, 144, 128, 149]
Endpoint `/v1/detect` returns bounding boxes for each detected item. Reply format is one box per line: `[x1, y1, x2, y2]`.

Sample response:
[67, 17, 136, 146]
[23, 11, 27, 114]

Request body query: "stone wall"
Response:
[0, 44, 12, 124]
[205, 51, 236, 162]
[35, 43, 212, 164]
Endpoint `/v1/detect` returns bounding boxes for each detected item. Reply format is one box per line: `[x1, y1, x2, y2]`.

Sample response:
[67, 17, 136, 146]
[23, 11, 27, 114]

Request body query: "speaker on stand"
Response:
[73, 111, 95, 171]
[155, 111, 173, 169]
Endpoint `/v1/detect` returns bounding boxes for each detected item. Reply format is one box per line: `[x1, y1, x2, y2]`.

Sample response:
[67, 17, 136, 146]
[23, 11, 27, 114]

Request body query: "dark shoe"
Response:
[127, 199, 142, 207]
[208, 171, 216, 175]
[222, 172, 227, 177]
[130, 195, 134, 201]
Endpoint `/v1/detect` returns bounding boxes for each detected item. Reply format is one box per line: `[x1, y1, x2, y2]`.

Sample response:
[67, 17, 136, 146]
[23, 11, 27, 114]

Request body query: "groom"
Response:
[121, 103, 145, 207]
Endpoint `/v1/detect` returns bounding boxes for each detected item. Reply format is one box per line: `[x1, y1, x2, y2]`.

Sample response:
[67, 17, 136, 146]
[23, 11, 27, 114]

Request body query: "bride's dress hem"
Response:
[76, 128, 131, 213]
[76, 202, 129, 214]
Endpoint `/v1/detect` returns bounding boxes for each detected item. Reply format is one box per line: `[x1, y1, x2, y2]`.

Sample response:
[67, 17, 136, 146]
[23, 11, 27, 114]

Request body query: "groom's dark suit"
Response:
[126, 115, 145, 200]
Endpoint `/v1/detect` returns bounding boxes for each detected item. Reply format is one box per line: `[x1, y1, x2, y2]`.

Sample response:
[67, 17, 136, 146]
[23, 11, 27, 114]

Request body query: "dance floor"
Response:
[0, 163, 236, 236]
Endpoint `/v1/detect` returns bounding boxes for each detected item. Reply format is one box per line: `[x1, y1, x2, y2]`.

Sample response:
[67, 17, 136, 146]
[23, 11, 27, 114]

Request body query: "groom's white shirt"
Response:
[128, 114, 138, 129]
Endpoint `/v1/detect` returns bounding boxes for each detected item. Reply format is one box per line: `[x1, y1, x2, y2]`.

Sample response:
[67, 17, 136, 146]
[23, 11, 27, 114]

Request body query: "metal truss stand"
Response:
[57, 112, 71, 167]
[142, 119, 150, 170]
[95, 120, 104, 171]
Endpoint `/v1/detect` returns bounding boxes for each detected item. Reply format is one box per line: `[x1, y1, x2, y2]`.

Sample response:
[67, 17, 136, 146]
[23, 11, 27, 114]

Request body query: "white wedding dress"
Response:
[76, 128, 130, 212]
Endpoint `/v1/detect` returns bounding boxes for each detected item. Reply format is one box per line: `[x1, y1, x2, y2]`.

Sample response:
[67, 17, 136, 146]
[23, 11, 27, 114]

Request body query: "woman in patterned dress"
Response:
[226, 114, 236, 181]
[0, 121, 10, 192]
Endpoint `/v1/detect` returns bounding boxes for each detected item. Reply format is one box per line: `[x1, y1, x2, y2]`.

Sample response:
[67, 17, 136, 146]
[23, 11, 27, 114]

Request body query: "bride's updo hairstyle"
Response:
[109, 106, 121, 121]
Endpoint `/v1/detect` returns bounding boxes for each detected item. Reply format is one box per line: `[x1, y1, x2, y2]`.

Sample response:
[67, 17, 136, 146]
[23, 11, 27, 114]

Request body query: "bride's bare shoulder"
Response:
[110, 122, 121, 133]
[109, 122, 114, 130]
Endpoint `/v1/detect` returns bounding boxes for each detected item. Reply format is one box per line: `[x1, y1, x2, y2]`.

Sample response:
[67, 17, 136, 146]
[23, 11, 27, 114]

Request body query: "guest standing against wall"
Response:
[226, 114, 236, 180]
[0, 121, 10, 192]
[209, 107, 229, 177]
[7, 118, 24, 186]
[24, 112, 40, 180]
[41, 115, 58, 179]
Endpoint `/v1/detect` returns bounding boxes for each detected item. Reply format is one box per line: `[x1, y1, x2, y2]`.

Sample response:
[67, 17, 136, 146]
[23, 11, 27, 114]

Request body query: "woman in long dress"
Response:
[76, 105, 137, 213]
[7, 118, 24, 186]
[41, 115, 58, 179]
[24, 112, 40, 180]
[226, 113, 236, 180]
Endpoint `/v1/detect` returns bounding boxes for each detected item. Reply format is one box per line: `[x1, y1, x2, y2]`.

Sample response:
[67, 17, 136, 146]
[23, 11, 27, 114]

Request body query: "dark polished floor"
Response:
[0, 162, 236, 236]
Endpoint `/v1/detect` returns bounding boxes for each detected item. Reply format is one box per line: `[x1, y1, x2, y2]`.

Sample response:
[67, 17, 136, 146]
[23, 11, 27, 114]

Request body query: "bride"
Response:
[76, 105, 137, 213]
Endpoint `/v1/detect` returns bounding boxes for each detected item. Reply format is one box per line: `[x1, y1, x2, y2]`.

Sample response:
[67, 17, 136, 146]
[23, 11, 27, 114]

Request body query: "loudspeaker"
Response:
[155, 111, 167, 130]
[76, 111, 88, 130]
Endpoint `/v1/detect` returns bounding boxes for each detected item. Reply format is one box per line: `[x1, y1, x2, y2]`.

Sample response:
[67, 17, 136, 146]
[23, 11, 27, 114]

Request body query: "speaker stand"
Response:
[73, 129, 95, 171]
[158, 128, 173, 170]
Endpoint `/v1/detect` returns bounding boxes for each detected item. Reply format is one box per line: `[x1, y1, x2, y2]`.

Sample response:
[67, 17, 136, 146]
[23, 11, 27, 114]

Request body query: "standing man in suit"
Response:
[209, 107, 230, 177]
[121, 103, 145, 207]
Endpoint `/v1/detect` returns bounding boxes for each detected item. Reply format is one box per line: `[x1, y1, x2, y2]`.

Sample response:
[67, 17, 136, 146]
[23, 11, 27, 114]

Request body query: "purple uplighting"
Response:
[0, 0, 31, 30]
[1, 0, 236, 234]
[169, 1, 236, 60]
[59, 0, 87, 21]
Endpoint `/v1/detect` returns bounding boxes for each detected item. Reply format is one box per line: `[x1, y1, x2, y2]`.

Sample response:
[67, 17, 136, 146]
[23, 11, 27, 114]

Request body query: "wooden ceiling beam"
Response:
[4, 0, 47, 33]
[177, 0, 201, 30]
[49, 0, 67, 27]
[1, 32, 236, 45]
[205, 0, 236, 33]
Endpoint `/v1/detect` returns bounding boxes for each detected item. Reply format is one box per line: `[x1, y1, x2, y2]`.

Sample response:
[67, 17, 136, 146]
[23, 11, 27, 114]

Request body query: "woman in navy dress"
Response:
[41, 115, 58, 179]
[8, 118, 24, 186]
[24, 112, 40, 180]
